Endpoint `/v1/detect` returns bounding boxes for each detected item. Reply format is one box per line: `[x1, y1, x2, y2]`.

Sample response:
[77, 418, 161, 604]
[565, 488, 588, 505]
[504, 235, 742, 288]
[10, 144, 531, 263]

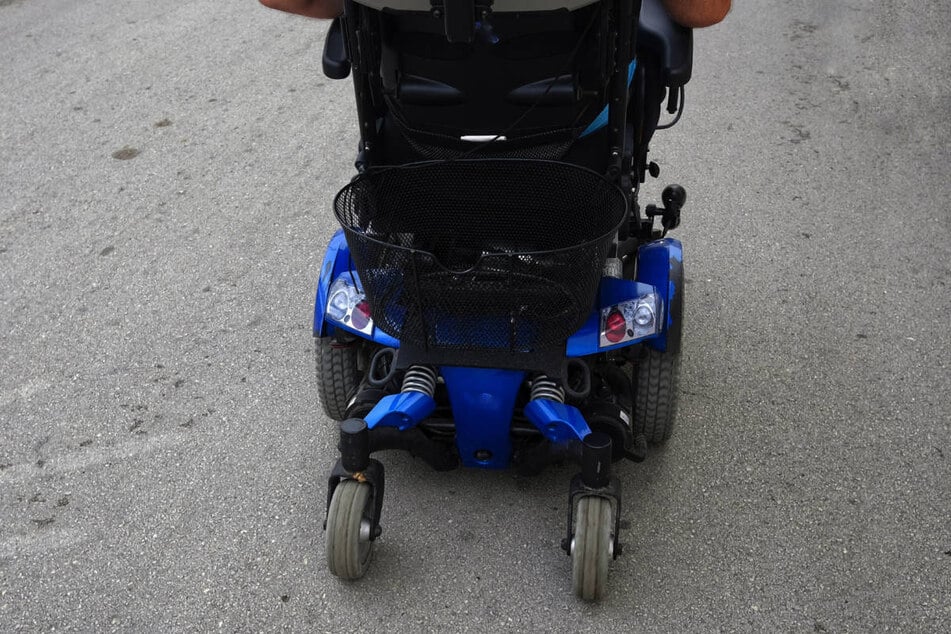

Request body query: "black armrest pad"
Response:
[637, 0, 693, 87]
[323, 17, 351, 80]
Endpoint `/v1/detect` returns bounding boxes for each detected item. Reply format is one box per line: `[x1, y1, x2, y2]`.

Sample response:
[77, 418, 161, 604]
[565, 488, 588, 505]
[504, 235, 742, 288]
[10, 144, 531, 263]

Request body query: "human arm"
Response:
[661, 0, 731, 28]
[258, 0, 729, 27]
[258, 0, 343, 20]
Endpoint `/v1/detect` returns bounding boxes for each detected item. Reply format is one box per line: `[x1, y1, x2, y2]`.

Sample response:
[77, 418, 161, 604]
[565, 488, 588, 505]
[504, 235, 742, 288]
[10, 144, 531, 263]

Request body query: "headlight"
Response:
[325, 276, 374, 335]
[327, 288, 350, 322]
[633, 303, 654, 328]
[599, 292, 661, 348]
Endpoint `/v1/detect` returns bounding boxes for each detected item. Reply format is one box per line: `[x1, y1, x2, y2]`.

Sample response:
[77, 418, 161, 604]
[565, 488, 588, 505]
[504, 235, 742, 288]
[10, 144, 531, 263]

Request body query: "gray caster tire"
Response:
[326, 479, 374, 580]
[571, 496, 613, 601]
[316, 336, 360, 421]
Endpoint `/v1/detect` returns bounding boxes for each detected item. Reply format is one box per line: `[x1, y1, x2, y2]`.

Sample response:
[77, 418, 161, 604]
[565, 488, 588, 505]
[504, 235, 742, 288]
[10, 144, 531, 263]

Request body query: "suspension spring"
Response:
[530, 375, 565, 403]
[401, 365, 437, 397]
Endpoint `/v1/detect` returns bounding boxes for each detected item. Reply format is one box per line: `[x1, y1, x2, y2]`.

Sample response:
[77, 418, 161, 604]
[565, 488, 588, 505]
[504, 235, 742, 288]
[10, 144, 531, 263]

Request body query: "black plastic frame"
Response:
[339, 0, 642, 179]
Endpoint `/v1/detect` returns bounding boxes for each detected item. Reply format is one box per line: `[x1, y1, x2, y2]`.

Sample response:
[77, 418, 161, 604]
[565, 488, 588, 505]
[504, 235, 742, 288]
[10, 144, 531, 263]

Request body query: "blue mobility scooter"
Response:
[314, 0, 692, 600]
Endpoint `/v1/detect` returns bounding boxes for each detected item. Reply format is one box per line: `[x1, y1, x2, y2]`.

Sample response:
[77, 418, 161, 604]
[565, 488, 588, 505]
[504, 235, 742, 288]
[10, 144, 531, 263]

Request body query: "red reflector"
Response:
[605, 310, 627, 343]
[351, 300, 371, 330]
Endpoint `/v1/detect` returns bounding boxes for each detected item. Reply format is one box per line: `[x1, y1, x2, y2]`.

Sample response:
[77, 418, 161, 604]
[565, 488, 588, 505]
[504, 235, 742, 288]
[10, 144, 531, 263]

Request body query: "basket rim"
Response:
[333, 158, 628, 274]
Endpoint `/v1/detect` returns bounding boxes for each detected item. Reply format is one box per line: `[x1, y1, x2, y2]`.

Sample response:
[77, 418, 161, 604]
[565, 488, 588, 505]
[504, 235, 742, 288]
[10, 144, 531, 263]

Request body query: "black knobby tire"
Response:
[326, 480, 374, 580]
[633, 257, 683, 445]
[634, 346, 681, 444]
[316, 336, 360, 421]
[571, 496, 613, 601]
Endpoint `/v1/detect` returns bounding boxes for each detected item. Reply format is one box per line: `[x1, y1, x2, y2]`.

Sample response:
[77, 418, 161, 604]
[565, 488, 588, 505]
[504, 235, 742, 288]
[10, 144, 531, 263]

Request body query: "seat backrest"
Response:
[369, 1, 612, 160]
[332, 0, 691, 164]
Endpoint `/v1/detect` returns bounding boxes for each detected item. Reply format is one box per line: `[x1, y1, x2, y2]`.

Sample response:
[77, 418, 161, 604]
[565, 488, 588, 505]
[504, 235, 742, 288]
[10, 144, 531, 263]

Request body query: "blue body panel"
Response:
[635, 238, 683, 352]
[314, 230, 351, 337]
[441, 367, 525, 469]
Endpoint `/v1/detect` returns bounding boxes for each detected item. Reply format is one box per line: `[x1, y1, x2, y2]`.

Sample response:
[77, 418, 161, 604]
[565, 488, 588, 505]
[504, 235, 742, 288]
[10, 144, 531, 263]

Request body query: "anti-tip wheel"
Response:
[326, 479, 374, 580]
[571, 495, 613, 601]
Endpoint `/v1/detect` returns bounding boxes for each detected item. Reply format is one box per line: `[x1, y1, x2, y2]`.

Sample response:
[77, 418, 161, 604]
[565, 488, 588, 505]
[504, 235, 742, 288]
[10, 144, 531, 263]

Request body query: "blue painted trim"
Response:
[524, 400, 592, 445]
[441, 366, 525, 469]
[579, 60, 638, 138]
[635, 238, 683, 352]
[364, 392, 436, 431]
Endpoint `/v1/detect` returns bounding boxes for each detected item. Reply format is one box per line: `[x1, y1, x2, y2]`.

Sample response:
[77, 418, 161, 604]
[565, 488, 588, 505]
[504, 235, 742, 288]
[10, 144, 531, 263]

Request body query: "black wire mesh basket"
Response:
[333, 159, 627, 365]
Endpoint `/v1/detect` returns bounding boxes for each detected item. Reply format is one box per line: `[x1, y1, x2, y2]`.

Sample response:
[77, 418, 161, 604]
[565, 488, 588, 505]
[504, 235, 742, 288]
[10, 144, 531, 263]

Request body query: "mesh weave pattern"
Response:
[334, 160, 626, 363]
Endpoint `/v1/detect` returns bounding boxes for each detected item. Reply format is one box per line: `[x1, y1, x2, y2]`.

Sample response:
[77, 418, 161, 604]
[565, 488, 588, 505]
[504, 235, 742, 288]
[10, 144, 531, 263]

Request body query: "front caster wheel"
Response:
[326, 480, 374, 580]
[571, 496, 613, 601]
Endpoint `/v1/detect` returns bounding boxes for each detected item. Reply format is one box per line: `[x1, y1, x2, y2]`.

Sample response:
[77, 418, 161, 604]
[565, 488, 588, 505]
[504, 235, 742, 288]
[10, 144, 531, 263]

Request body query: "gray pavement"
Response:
[1, 0, 949, 631]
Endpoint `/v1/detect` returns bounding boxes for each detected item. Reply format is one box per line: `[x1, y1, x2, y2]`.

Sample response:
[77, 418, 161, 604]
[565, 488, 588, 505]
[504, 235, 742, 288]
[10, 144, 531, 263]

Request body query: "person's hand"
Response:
[259, 0, 344, 20]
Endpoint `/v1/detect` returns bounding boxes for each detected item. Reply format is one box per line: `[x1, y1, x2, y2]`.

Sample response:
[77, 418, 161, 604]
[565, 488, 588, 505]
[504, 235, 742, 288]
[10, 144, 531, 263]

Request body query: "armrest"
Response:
[322, 17, 351, 80]
[637, 0, 693, 87]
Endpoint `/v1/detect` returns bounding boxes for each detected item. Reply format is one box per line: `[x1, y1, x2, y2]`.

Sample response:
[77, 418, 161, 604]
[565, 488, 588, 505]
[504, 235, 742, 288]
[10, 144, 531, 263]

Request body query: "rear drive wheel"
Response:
[571, 496, 613, 601]
[633, 346, 681, 444]
[633, 256, 683, 444]
[316, 336, 360, 420]
[326, 480, 374, 580]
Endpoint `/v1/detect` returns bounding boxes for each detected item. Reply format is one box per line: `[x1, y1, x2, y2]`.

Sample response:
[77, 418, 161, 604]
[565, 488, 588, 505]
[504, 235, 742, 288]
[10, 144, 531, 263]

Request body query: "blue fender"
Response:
[313, 230, 353, 338]
[635, 238, 683, 353]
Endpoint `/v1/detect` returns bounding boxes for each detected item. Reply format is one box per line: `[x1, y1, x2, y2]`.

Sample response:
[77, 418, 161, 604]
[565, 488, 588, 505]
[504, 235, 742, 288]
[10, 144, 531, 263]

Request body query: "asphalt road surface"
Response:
[1, 0, 949, 631]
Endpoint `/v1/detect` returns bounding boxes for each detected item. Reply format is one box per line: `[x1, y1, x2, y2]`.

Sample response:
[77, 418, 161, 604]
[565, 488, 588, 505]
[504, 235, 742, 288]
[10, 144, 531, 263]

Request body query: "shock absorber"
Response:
[401, 365, 437, 397]
[530, 375, 565, 403]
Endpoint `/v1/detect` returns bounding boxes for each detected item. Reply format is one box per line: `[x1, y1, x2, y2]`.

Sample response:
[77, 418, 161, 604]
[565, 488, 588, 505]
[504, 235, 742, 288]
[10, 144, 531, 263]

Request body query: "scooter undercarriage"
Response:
[325, 402, 630, 602]
[347, 358, 648, 465]
[321, 338, 662, 601]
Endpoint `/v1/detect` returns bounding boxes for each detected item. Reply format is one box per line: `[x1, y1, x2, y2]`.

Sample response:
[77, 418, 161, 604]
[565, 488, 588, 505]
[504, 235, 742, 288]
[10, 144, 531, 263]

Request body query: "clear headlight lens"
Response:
[633, 303, 654, 328]
[327, 288, 350, 322]
[325, 276, 373, 334]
